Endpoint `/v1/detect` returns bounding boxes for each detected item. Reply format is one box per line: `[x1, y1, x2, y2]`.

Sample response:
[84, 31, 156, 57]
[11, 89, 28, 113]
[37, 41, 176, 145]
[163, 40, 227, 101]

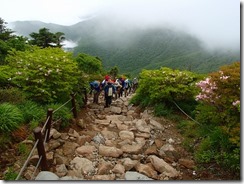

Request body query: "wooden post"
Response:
[71, 93, 77, 118]
[45, 108, 53, 143]
[33, 127, 48, 171]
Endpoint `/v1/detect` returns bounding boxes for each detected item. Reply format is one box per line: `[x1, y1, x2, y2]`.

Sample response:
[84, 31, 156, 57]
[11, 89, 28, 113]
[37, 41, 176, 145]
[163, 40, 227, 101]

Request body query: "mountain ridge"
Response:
[9, 19, 240, 76]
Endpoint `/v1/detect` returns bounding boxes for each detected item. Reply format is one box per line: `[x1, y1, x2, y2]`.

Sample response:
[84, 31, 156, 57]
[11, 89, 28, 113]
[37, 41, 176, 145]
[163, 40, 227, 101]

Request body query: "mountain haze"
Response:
[9, 17, 240, 76]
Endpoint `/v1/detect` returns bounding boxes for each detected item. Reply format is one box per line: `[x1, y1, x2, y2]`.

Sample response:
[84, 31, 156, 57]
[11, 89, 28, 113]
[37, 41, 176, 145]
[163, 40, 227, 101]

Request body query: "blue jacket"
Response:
[90, 81, 101, 92]
[104, 83, 116, 96]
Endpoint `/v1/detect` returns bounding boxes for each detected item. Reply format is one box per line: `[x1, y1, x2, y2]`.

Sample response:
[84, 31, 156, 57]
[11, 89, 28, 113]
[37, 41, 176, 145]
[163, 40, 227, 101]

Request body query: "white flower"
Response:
[233, 100, 240, 106]
[47, 69, 52, 74]
[220, 75, 230, 80]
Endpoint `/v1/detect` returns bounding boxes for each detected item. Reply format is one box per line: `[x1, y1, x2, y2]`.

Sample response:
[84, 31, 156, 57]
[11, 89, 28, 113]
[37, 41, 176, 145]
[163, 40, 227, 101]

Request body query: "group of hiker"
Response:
[89, 75, 139, 108]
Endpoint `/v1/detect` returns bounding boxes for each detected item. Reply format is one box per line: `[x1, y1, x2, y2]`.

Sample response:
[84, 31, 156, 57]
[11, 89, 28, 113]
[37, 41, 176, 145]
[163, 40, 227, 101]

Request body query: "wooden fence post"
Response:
[33, 127, 48, 171]
[45, 108, 53, 143]
[71, 93, 77, 118]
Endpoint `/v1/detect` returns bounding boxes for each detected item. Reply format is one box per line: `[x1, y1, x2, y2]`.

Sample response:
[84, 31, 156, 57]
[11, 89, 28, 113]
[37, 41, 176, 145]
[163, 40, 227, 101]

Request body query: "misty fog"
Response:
[79, 0, 240, 51]
[3, 0, 239, 51]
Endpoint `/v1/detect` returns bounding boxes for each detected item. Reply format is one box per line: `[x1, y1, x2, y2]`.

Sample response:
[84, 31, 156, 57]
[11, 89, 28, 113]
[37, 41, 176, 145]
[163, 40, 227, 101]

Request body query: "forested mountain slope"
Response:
[10, 17, 240, 76]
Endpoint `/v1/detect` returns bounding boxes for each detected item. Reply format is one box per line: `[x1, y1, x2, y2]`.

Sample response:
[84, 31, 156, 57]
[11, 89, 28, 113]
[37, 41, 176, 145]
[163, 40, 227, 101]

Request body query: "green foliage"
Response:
[108, 66, 119, 80]
[72, 25, 240, 76]
[0, 18, 14, 40]
[7, 36, 30, 52]
[131, 67, 200, 114]
[194, 127, 240, 172]
[220, 148, 240, 171]
[177, 120, 199, 152]
[47, 103, 73, 128]
[0, 135, 11, 150]
[6, 47, 80, 104]
[154, 103, 172, 117]
[130, 93, 151, 107]
[0, 87, 26, 104]
[0, 103, 23, 133]
[29, 120, 40, 131]
[175, 99, 198, 118]
[195, 62, 240, 147]
[75, 53, 103, 75]
[74, 92, 85, 109]
[0, 65, 12, 86]
[194, 104, 221, 125]
[18, 101, 46, 123]
[3, 167, 18, 180]
[0, 40, 9, 64]
[17, 142, 29, 157]
[29, 27, 65, 48]
[0, 18, 30, 64]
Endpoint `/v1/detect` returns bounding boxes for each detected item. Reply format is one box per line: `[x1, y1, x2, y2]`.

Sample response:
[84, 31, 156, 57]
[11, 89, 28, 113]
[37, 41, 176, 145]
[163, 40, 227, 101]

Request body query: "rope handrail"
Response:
[15, 139, 39, 180]
[51, 117, 62, 126]
[41, 116, 50, 134]
[172, 100, 202, 125]
[31, 156, 42, 180]
[52, 92, 77, 114]
[53, 98, 72, 113]
[43, 129, 49, 144]
[15, 91, 79, 180]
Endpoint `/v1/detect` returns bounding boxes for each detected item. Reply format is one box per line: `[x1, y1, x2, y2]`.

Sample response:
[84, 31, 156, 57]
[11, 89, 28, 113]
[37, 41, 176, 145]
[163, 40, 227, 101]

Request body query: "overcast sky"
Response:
[1, 0, 241, 50]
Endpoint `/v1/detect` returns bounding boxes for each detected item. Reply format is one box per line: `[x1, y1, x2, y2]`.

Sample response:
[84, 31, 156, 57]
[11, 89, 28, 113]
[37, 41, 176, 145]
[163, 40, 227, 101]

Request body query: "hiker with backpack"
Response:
[118, 77, 125, 98]
[132, 77, 139, 93]
[104, 79, 116, 108]
[124, 78, 132, 97]
[114, 79, 122, 99]
[89, 80, 102, 104]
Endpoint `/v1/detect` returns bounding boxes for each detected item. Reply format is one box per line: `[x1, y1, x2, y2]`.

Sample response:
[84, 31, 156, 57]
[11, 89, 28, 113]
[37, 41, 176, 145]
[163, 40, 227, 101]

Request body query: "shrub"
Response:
[195, 62, 240, 128]
[17, 142, 30, 157]
[75, 93, 85, 110]
[139, 67, 199, 101]
[194, 126, 240, 172]
[46, 103, 73, 128]
[75, 53, 103, 75]
[194, 62, 240, 171]
[3, 167, 18, 180]
[0, 65, 13, 87]
[177, 120, 199, 152]
[0, 135, 12, 151]
[154, 103, 172, 117]
[0, 87, 26, 104]
[131, 67, 200, 111]
[0, 103, 24, 133]
[18, 101, 45, 123]
[29, 120, 40, 131]
[6, 47, 81, 104]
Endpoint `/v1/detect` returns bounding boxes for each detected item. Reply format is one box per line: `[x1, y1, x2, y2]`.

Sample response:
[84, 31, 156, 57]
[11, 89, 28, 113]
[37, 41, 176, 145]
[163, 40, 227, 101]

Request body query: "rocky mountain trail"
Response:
[17, 93, 199, 181]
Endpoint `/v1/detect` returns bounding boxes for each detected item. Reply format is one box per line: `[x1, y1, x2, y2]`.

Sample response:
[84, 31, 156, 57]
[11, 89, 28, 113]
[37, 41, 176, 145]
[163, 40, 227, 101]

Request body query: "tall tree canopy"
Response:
[0, 18, 29, 64]
[29, 28, 65, 48]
